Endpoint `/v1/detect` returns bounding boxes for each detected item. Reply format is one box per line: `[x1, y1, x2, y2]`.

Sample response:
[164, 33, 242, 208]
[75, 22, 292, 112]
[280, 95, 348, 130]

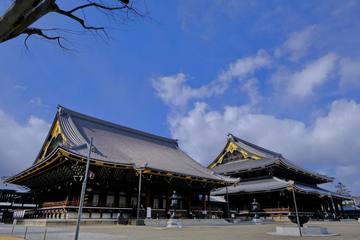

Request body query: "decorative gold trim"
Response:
[36, 120, 67, 164]
[8, 151, 64, 183]
[209, 141, 237, 168]
[209, 140, 262, 169]
[143, 169, 223, 184]
[10, 148, 224, 185]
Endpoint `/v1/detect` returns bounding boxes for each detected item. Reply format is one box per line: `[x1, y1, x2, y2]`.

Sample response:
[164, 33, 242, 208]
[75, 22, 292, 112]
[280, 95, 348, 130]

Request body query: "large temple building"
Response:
[6, 106, 231, 221]
[209, 134, 350, 220]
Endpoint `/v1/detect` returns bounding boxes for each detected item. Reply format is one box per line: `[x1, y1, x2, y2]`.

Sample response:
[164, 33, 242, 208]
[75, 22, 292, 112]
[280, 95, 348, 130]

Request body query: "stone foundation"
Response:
[268, 226, 339, 237]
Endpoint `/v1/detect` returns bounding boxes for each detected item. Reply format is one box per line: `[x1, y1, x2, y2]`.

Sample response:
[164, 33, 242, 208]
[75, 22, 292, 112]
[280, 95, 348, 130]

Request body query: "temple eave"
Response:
[8, 147, 226, 187]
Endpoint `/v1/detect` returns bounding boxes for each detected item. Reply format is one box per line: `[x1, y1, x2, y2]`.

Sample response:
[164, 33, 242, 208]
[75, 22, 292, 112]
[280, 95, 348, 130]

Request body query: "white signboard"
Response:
[146, 207, 152, 219]
[13, 210, 25, 219]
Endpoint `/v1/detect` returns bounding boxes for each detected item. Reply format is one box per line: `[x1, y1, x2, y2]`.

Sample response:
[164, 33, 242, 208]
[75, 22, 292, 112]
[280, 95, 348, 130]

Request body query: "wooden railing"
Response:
[41, 201, 136, 208]
[239, 207, 291, 215]
[41, 201, 78, 208]
[262, 207, 291, 213]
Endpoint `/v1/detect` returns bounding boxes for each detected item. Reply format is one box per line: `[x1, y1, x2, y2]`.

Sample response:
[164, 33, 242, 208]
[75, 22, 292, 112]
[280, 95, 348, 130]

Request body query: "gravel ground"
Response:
[1, 221, 359, 240]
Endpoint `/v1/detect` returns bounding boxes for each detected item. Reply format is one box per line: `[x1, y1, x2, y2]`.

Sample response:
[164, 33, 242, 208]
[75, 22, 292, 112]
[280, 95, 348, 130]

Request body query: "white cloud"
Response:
[219, 49, 271, 82]
[339, 57, 360, 89]
[0, 110, 49, 177]
[170, 99, 360, 194]
[152, 73, 210, 107]
[29, 97, 44, 107]
[275, 25, 318, 61]
[170, 102, 306, 165]
[287, 53, 337, 98]
[240, 78, 261, 106]
[152, 50, 271, 107]
[13, 85, 26, 91]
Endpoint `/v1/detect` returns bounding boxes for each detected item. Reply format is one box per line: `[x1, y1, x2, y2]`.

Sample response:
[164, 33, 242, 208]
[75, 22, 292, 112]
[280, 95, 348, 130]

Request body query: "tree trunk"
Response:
[0, 0, 56, 43]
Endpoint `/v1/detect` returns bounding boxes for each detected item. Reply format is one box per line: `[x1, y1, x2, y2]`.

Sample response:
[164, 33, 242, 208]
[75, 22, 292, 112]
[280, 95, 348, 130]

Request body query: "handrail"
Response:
[41, 201, 159, 209]
[41, 200, 78, 208]
[262, 207, 291, 212]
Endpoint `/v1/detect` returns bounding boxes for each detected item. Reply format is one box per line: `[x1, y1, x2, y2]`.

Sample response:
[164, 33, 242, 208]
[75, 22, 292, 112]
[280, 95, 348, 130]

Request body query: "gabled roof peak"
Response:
[227, 133, 283, 159]
[211, 133, 333, 183]
[57, 105, 178, 147]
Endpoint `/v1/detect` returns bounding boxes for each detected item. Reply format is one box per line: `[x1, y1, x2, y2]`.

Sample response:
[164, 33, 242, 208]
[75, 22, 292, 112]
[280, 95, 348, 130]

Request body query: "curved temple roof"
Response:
[211, 177, 350, 200]
[15, 105, 228, 183]
[209, 134, 333, 183]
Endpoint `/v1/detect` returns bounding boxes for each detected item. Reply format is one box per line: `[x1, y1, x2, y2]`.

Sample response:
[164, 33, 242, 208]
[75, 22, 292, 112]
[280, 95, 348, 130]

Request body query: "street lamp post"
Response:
[136, 163, 147, 225]
[74, 137, 93, 240]
[329, 195, 337, 219]
[291, 187, 302, 237]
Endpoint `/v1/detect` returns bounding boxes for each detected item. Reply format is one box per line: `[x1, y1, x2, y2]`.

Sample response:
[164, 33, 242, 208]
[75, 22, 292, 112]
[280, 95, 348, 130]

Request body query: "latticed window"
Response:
[153, 198, 159, 209]
[119, 196, 127, 208]
[162, 198, 166, 209]
[92, 194, 99, 206]
[130, 197, 137, 207]
[106, 195, 115, 207]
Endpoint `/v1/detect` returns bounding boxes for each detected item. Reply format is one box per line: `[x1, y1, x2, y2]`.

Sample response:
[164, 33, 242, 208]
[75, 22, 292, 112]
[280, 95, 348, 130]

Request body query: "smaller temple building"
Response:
[209, 134, 350, 220]
[0, 180, 37, 223]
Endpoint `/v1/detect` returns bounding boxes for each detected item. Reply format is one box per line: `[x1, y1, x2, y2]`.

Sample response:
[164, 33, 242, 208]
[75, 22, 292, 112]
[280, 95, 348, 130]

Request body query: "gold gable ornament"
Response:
[227, 142, 238, 153]
[209, 140, 262, 168]
[37, 119, 66, 163]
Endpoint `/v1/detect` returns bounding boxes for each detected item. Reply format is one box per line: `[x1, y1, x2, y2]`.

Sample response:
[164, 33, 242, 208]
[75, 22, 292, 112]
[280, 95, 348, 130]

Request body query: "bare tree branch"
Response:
[55, 8, 104, 31]
[0, 0, 143, 48]
[68, 2, 128, 14]
[21, 27, 69, 50]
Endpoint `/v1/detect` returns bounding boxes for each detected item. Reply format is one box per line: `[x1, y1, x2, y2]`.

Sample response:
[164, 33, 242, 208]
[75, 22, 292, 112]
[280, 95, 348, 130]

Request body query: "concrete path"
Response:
[0, 221, 359, 240]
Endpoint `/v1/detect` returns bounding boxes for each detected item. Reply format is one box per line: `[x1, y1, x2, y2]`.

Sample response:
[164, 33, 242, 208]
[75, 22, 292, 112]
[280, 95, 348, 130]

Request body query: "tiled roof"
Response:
[212, 177, 350, 199]
[57, 106, 225, 181]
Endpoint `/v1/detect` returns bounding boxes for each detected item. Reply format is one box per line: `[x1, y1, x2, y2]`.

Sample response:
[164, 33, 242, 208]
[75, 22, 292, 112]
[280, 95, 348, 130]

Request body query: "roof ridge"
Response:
[57, 105, 178, 146]
[229, 133, 283, 158]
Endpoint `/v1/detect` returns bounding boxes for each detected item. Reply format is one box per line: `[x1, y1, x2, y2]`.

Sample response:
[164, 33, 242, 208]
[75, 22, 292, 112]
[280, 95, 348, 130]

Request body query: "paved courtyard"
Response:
[1, 222, 360, 240]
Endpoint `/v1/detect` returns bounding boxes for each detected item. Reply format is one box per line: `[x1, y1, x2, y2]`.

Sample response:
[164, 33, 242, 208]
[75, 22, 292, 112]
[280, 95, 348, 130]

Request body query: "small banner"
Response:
[13, 210, 25, 219]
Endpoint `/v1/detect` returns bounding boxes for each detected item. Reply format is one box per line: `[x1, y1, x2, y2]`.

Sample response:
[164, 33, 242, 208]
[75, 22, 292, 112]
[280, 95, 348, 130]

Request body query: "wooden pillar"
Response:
[202, 193, 207, 218]
[187, 193, 192, 218]
[207, 193, 211, 217]
[145, 189, 151, 208]
[202, 194, 206, 210]
[335, 199, 340, 212]
[165, 192, 170, 218]
[340, 201, 344, 216]
[320, 199, 324, 212]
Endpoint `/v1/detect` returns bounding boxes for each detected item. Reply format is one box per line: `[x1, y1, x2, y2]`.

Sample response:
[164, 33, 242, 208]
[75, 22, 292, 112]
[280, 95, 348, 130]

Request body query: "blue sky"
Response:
[1, 0, 360, 195]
